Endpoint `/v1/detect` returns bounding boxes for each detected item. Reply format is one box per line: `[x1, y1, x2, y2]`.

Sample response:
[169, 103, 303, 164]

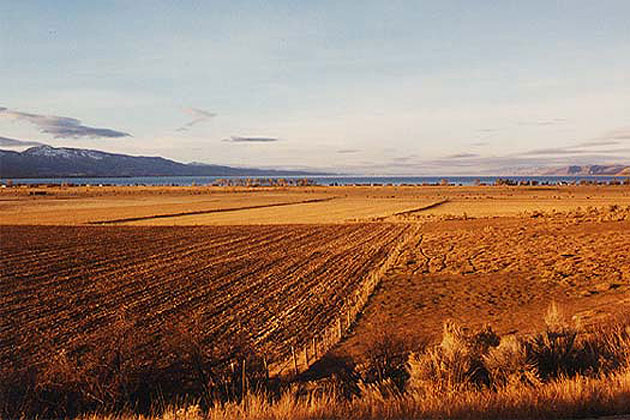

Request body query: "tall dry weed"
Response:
[13, 303, 630, 419]
[407, 321, 499, 391]
[360, 330, 412, 390]
[483, 335, 539, 387]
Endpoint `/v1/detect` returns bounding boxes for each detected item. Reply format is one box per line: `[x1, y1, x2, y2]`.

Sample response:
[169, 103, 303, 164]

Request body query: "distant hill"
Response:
[541, 164, 630, 176]
[0, 145, 323, 178]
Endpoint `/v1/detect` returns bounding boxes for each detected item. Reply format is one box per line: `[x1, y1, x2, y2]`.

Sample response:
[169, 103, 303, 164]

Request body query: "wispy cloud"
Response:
[471, 127, 499, 147]
[420, 130, 630, 174]
[576, 139, 621, 147]
[520, 147, 626, 156]
[608, 128, 630, 140]
[518, 118, 567, 126]
[176, 107, 217, 132]
[425, 153, 628, 174]
[0, 135, 45, 147]
[222, 136, 279, 143]
[389, 153, 420, 163]
[336, 149, 361, 154]
[391, 156, 415, 163]
[339, 126, 630, 175]
[0, 107, 131, 139]
[444, 152, 479, 159]
[559, 127, 630, 148]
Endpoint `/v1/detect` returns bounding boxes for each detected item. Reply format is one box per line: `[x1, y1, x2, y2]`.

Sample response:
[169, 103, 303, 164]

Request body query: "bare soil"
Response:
[335, 212, 630, 362]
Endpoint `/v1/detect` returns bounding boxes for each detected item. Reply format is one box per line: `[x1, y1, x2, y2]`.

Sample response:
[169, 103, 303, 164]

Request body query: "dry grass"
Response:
[78, 371, 630, 420]
[10, 304, 630, 419]
[0, 188, 334, 225]
[192, 370, 630, 420]
[210, 312, 629, 419]
[336, 212, 630, 360]
[3, 184, 630, 225]
[0, 186, 441, 225]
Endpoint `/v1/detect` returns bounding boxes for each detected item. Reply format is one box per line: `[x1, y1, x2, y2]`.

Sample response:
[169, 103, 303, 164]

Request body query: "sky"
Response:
[1, 0, 629, 174]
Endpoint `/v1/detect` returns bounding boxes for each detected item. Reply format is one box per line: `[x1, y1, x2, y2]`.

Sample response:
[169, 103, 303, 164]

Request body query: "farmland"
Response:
[3, 184, 630, 418]
[3, 184, 630, 225]
[0, 186, 439, 225]
[0, 223, 410, 377]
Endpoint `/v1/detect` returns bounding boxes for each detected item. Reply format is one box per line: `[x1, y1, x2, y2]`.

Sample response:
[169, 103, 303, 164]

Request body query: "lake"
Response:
[2, 175, 628, 186]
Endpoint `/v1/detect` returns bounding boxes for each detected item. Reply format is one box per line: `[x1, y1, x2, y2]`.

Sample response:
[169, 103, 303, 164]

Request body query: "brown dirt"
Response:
[0, 223, 409, 371]
[335, 213, 630, 361]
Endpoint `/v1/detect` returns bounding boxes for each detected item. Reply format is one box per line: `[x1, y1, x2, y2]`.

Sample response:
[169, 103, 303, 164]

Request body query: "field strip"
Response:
[392, 199, 450, 216]
[369, 199, 450, 221]
[268, 224, 421, 378]
[85, 197, 339, 224]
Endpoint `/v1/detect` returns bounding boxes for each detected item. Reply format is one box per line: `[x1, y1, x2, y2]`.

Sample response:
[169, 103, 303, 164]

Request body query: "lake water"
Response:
[2, 175, 628, 186]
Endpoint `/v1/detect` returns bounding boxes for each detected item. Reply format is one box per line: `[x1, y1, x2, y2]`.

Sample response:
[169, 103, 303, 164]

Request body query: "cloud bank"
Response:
[0, 107, 131, 139]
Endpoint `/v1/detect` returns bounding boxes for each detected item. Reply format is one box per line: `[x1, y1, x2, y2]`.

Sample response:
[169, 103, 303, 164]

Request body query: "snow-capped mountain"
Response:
[0, 145, 320, 178]
[22, 145, 105, 160]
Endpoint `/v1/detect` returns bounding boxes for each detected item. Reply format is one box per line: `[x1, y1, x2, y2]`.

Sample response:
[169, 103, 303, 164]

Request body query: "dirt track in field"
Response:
[87, 196, 339, 224]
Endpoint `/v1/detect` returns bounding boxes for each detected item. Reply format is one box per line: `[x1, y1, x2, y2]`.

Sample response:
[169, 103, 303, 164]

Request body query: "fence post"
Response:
[263, 355, 269, 382]
[242, 359, 247, 395]
[292, 346, 298, 376]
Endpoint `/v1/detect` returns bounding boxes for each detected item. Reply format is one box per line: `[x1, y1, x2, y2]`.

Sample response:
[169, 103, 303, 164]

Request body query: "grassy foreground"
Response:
[86, 371, 630, 420]
[66, 305, 630, 419]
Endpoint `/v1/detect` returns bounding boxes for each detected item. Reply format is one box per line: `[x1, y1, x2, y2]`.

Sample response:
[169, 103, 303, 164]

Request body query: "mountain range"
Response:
[540, 165, 630, 176]
[0, 145, 321, 178]
[1, 145, 628, 179]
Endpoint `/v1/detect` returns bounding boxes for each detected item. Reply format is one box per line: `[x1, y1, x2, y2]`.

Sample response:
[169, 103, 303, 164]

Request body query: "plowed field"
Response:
[0, 223, 410, 372]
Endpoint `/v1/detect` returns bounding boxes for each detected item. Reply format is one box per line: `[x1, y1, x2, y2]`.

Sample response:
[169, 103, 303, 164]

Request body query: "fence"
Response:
[267, 224, 420, 378]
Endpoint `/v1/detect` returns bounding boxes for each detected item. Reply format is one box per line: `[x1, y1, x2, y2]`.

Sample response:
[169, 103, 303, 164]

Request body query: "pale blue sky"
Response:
[1, 1, 629, 174]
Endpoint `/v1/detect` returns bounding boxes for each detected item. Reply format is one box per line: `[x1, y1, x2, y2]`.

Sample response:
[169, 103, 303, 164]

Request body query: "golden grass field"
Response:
[2, 183, 630, 419]
[3, 184, 630, 225]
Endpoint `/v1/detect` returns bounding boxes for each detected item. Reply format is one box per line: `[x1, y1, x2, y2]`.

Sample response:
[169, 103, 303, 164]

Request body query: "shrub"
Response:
[483, 335, 539, 387]
[407, 321, 499, 391]
[359, 330, 413, 390]
[525, 303, 604, 381]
